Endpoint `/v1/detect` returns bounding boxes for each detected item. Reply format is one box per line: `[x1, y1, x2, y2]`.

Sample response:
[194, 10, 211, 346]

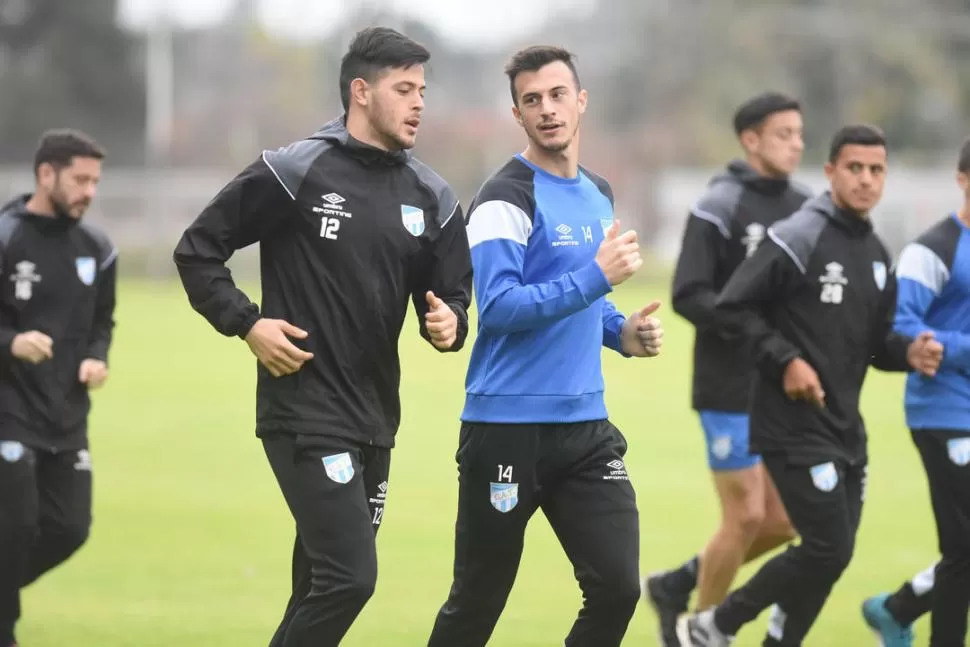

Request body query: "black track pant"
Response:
[912, 429, 970, 647]
[262, 433, 390, 647]
[714, 454, 865, 646]
[427, 420, 641, 647]
[0, 442, 92, 644]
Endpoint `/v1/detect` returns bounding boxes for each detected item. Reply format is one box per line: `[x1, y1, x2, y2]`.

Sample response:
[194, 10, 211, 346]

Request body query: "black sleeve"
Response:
[716, 240, 803, 379]
[871, 268, 913, 371]
[671, 214, 730, 331]
[173, 158, 293, 339]
[86, 252, 117, 363]
[411, 203, 473, 352]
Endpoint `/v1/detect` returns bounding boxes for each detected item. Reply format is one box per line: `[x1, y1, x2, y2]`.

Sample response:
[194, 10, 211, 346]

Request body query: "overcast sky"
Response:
[118, 0, 598, 48]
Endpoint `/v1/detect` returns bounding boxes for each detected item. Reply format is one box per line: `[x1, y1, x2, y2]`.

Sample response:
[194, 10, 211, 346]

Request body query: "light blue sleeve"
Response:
[894, 243, 970, 370]
[467, 199, 612, 335]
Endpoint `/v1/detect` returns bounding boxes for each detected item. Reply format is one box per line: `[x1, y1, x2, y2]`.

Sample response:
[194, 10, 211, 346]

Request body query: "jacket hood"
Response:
[709, 159, 793, 197]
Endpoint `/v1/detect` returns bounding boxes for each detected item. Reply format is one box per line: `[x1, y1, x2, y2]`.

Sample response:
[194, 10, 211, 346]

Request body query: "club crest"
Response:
[401, 204, 425, 237]
[76, 257, 96, 286]
[872, 261, 887, 291]
[489, 482, 518, 513]
[947, 438, 970, 467]
[322, 452, 355, 484]
[0, 441, 24, 462]
[810, 462, 839, 492]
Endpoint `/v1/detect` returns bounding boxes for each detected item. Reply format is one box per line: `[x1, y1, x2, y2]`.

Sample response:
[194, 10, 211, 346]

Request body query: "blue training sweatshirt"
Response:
[461, 155, 628, 423]
[894, 213, 970, 432]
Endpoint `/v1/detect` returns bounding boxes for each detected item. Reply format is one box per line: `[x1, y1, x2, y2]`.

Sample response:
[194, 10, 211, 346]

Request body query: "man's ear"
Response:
[349, 77, 370, 108]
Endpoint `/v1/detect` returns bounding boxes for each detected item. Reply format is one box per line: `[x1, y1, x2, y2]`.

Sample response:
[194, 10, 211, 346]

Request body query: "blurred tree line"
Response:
[0, 0, 145, 164]
[0, 0, 967, 168]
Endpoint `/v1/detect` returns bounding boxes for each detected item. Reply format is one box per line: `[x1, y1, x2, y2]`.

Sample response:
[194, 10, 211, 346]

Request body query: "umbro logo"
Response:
[378, 481, 388, 493]
[321, 193, 345, 205]
[607, 459, 625, 470]
[555, 223, 572, 235]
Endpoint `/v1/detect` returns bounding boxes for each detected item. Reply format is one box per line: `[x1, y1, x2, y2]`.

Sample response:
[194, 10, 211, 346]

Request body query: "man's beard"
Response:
[528, 122, 575, 154]
[371, 101, 412, 151]
[50, 186, 87, 221]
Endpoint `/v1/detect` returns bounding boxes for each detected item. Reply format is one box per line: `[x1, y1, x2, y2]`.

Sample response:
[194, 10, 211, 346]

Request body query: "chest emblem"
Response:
[11, 260, 41, 301]
[76, 257, 96, 286]
[401, 204, 425, 237]
[872, 261, 887, 291]
[819, 261, 847, 304]
[742, 223, 766, 258]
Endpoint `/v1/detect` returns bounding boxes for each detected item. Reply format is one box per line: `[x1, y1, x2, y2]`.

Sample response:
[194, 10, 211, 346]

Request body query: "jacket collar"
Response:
[804, 191, 873, 236]
[311, 115, 410, 167]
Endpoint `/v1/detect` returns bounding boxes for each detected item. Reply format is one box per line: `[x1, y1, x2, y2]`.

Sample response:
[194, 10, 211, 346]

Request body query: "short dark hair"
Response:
[733, 92, 801, 136]
[504, 45, 581, 105]
[33, 128, 105, 176]
[339, 27, 430, 112]
[828, 124, 887, 163]
[958, 137, 970, 173]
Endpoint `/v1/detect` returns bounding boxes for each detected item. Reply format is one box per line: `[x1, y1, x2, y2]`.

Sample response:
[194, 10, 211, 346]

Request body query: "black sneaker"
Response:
[644, 572, 688, 647]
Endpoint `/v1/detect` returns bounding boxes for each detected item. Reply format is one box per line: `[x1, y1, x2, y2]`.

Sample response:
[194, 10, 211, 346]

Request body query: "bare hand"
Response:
[595, 219, 642, 286]
[425, 291, 458, 350]
[245, 319, 314, 377]
[907, 331, 944, 377]
[783, 357, 825, 407]
[620, 301, 664, 357]
[79, 359, 109, 389]
[11, 331, 53, 364]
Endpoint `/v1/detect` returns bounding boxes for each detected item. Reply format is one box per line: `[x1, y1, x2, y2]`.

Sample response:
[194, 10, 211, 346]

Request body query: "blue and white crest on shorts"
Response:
[322, 452, 355, 484]
[0, 441, 24, 462]
[711, 435, 733, 461]
[489, 482, 518, 513]
[947, 437, 970, 467]
[76, 257, 96, 286]
[810, 462, 839, 492]
[872, 261, 887, 291]
[401, 204, 425, 237]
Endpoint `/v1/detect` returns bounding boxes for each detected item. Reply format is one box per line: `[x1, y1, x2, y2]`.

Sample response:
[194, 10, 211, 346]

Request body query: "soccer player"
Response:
[647, 93, 809, 644]
[425, 46, 664, 647]
[861, 136, 970, 647]
[0, 129, 117, 647]
[173, 27, 472, 647]
[676, 124, 944, 647]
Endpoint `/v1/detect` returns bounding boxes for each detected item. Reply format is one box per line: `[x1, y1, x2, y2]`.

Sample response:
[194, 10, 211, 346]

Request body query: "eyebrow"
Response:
[521, 85, 569, 99]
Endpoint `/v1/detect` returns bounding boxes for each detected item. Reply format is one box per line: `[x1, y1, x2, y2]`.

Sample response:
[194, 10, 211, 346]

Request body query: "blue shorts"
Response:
[698, 410, 760, 472]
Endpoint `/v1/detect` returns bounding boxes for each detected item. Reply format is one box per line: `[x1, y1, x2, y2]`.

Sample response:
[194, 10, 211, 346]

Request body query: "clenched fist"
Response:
[11, 331, 53, 364]
[425, 291, 458, 350]
[620, 301, 664, 357]
[595, 219, 642, 286]
[79, 359, 109, 389]
[783, 357, 825, 407]
[907, 331, 944, 377]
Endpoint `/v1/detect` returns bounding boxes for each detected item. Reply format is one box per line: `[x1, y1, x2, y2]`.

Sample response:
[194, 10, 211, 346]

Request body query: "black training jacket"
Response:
[173, 117, 473, 448]
[671, 160, 811, 412]
[0, 195, 117, 451]
[716, 192, 912, 465]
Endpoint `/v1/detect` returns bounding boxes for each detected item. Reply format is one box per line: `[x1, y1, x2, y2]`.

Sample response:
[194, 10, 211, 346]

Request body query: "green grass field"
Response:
[17, 278, 938, 646]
